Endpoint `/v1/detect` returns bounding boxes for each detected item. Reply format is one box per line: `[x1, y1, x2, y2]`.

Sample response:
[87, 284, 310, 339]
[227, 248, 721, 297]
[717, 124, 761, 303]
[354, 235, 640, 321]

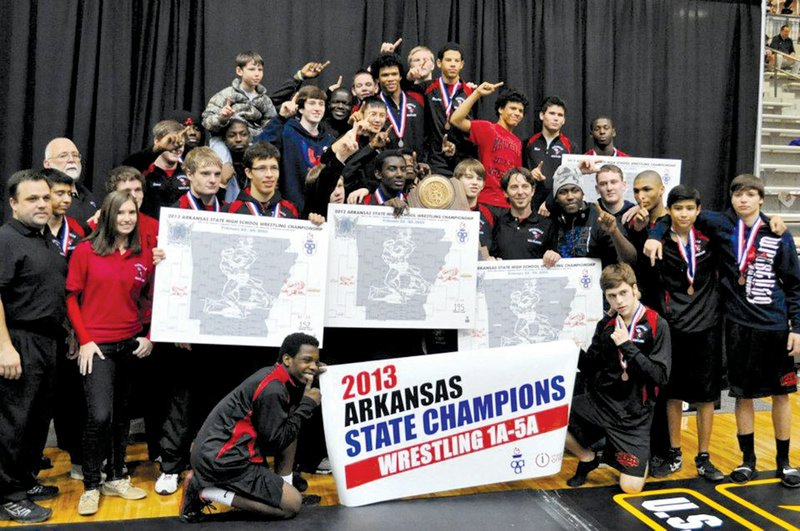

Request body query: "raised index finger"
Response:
[594, 202, 607, 216]
[394, 38, 403, 48]
[319, 60, 331, 70]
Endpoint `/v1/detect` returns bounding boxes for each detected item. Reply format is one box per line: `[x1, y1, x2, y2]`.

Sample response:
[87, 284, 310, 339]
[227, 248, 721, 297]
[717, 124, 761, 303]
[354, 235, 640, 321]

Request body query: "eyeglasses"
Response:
[50, 151, 82, 161]
[250, 165, 278, 173]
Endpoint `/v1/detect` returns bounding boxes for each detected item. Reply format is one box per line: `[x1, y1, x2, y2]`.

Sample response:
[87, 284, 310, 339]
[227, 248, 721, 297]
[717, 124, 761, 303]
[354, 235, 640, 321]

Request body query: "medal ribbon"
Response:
[59, 221, 71, 256]
[616, 303, 646, 371]
[245, 202, 262, 217]
[736, 217, 763, 275]
[438, 76, 461, 119]
[380, 91, 408, 141]
[273, 203, 281, 218]
[375, 189, 405, 204]
[186, 192, 219, 212]
[671, 227, 696, 289]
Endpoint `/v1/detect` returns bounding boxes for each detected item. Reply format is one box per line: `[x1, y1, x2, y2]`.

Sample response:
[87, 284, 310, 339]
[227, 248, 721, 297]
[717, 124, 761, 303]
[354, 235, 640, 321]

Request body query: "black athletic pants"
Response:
[0, 329, 57, 502]
[82, 338, 137, 490]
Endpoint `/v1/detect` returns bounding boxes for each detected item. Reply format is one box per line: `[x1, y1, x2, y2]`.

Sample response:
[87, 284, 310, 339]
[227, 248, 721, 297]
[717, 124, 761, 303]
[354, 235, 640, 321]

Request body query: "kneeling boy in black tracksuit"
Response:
[565, 263, 671, 493]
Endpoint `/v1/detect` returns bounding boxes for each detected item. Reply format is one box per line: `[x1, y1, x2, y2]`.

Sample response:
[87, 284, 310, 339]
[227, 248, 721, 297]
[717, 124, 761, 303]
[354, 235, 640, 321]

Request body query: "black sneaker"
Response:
[179, 471, 213, 524]
[695, 456, 725, 483]
[301, 494, 321, 506]
[26, 483, 59, 501]
[0, 499, 52, 523]
[777, 466, 800, 488]
[651, 450, 682, 478]
[730, 462, 757, 484]
[292, 472, 308, 493]
[39, 456, 53, 470]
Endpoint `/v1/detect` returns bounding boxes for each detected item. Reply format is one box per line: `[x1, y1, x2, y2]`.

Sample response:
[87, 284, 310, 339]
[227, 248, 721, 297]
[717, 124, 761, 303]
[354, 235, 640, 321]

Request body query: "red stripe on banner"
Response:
[344, 403, 568, 489]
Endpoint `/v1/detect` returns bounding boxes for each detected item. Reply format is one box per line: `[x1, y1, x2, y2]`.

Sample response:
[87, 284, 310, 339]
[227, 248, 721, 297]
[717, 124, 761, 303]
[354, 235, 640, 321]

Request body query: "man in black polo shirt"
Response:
[525, 96, 573, 210]
[0, 170, 67, 523]
[490, 167, 558, 261]
[770, 25, 800, 74]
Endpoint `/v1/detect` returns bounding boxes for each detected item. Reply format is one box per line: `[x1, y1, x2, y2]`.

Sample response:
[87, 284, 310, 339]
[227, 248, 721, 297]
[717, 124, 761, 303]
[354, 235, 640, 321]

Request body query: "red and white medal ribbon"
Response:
[380, 91, 408, 143]
[374, 189, 405, 204]
[186, 192, 220, 212]
[245, 202, 262, 217]
[736, 217, 763, 281]
[671, 227, 697, 293]
[616, 303, 645, 380]
[438, 76, 461, 119]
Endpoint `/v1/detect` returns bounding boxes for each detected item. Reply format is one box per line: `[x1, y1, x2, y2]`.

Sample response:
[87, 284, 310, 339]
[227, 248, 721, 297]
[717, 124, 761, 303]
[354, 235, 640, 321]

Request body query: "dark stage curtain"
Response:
[0, 0, 760, 218]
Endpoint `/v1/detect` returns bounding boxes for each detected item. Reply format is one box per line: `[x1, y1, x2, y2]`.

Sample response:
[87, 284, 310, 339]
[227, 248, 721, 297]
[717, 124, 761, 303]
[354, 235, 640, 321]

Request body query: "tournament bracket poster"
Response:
[561, 154, 682, 205]
[325, 204, 480, 329]
[151, 208, 329, 347]
[320, 342, 579, 507]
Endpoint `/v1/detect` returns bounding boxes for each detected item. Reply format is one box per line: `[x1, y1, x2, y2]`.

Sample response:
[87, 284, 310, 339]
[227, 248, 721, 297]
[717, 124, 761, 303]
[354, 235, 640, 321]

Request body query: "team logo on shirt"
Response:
[746, 236, 780, 305]
[527, 227, 544, 244]
[616, 452, 640, 468]
[631, 325, 647, 343]
[551, 146, 564, 155]
[133, 263, 148, 283]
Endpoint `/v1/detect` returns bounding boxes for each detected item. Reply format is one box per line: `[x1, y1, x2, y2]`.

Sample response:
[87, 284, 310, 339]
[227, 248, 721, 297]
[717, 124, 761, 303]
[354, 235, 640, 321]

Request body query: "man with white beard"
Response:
[42, 138, 98, 222]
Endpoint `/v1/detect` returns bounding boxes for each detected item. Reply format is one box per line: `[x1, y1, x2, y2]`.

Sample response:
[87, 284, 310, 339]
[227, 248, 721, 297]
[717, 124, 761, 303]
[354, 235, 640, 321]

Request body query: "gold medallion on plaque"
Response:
[417, 175, 455, 209]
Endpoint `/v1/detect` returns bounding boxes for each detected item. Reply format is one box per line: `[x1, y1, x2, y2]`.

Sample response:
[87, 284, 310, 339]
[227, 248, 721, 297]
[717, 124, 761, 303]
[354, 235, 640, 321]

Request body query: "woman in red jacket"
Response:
[66, 191, 154, 516]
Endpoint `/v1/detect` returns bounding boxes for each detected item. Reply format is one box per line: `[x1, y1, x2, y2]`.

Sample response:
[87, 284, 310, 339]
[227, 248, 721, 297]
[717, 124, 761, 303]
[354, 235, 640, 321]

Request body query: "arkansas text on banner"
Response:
[325, 204, 479, 329]
[320, 342, 579, 507]
[561, 154, 682, 205]
[151, 208, 329, 347]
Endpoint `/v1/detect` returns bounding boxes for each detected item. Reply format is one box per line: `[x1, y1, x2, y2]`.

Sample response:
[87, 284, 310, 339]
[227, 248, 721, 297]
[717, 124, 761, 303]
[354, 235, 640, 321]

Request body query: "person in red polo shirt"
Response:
[67, 191, 155, 516]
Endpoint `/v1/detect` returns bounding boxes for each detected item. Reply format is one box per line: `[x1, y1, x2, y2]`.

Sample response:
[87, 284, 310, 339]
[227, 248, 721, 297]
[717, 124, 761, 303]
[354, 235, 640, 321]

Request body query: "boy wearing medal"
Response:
[645, 174, 800, 487]
[174, 148, 224, 212]
[419, 42, 477, 176]
[653, 185, 725, 482]
[565, 263, 671, 493]
[224, 142, 299, 218]
[369, 54, 426, 156]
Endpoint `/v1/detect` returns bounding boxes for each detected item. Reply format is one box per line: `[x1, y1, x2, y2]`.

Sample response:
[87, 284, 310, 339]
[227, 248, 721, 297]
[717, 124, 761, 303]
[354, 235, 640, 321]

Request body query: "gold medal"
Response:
[687, 285, 694, 295]
[738, 274, 746, 286]
[621, 370, 629, 382]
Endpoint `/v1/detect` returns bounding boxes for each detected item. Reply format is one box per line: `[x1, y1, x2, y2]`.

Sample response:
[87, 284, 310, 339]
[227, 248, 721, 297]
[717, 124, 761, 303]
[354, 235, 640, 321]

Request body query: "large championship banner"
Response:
[458, 258, 603, 351]
[325, 204, 480, 329]
[151, 208, 329, 347]
[320, 342, 580, 507]
[561, 155, 682, 205]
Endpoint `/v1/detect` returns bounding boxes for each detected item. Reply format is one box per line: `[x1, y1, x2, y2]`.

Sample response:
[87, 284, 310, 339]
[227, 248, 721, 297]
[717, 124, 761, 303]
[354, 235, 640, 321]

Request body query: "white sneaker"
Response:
[155, 473, 180, 495]
[101, 478, 147, 500]
[315, 457, 333, 475]
[69, 465, 106, 482]
[77, 489, 100, 516]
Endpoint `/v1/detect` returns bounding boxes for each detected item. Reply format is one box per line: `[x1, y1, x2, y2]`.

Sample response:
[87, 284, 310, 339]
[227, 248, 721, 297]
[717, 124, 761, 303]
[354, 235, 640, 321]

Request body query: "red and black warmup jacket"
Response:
[421, 78, 476, 175]
[139, 163, 191, 220]
[190, 363, 317, 479]
[524, 132, 573, 209]
[579, 308, 671, 426]
[223, 188, 299, 219]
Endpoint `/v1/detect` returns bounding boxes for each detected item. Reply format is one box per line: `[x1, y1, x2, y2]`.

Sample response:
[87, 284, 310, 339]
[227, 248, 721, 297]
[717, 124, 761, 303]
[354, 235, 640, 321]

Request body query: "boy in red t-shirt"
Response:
[449, 81, 528, 210]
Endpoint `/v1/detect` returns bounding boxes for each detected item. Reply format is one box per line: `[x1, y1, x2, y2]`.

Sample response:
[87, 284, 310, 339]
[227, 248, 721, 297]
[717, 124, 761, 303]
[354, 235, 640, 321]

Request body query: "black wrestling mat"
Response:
[27, 474, 797, 530]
